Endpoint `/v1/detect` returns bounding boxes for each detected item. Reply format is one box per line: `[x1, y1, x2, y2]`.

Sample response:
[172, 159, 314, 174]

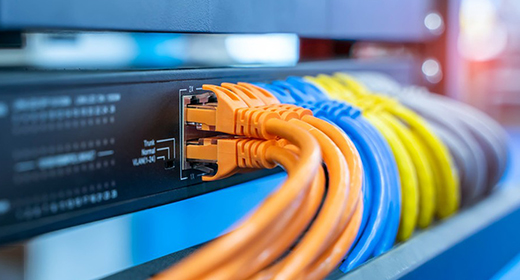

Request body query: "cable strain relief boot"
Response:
[236, 139, 278, 169]
[193, 137, 276, 181]
[221, 83, 265, 107]
[259, 105, 300, 121]
[275, 104, 313, 119]
[202, 84, 249, 134]
[235, 108, 280, 139]
[238, 82, 281, 105]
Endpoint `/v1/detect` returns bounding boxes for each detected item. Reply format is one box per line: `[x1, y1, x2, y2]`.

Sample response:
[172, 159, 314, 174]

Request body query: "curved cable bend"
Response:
[308, 75, 417, 241]
[403, 99, 486, 204]
[224, 82, 362, 279]
[378, 112, 436, 227]
[330, 74, 436, 225]
[259, 82, 382, 272]
[389, 105, 459, 218]
[277, 116, 364, 280]
[303, 196, 363, 280]
[331, 114, 392, 270]
[290, 80, 400, 259]
[303, 115, 364, 227]
[268, 118, 352, 280]
[366, 113, 418, 241]
[263, 81, 373, 251]
[425, 94, 509, 192]
[294, 114, 365, 280]
[154, 117, 321, 280]
[353, 116, 401, 255]
[308, 101, 390, 270]
[290, 79, 400, 258]
[194, 83, 339, 280]
[203, 156, 327, 280]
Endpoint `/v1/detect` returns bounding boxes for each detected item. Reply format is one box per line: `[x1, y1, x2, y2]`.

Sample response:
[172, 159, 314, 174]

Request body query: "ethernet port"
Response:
[180, 90, 222, 179]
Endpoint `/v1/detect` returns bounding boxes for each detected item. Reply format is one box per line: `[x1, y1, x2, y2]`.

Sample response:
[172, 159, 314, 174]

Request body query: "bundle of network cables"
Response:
[153, 72, 509, 280]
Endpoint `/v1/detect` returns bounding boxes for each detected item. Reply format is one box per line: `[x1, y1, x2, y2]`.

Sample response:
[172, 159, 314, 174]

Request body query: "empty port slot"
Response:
[164, 160, 175, 170]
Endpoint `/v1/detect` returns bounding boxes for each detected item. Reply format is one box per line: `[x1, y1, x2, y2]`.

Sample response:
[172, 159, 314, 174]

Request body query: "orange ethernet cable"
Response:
[155, 82, 364, 280]
[195, 147, 326, 280]
[185, 87, 345, 279]
[220, 83, 362, 279]
[154, 94, 322, 279]
[232, 83, 364, 279]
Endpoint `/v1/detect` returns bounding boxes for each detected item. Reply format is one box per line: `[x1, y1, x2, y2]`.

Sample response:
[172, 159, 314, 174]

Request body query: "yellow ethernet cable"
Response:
[307, 75, 420, 241]
[388, 105, 459, 218]
[349, 92, 434, 228]
[364, 113, 419, 240]
[378, 111, 434, 228]
[334, 73, 459, 219]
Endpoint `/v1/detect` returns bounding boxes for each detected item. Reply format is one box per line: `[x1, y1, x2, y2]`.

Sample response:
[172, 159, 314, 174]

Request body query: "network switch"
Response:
[0, 59, 415, 244]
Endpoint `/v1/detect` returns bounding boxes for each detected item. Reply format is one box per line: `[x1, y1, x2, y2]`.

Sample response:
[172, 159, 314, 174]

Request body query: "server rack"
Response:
[0, 59, 415, 244]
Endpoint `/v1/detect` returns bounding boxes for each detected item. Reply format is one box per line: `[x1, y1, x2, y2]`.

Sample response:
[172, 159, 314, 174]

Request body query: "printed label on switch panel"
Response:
[132, 138, 175, 167]
[132, 139, 156, 166]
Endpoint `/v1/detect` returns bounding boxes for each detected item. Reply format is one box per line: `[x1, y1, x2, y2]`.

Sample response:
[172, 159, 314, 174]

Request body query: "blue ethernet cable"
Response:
[257, 81, 374, 240]
[316, 103, 390, 268]
[285, 79, 401, 265]
[314, 100, 401, 268]
[271, 80, 312, 103]
[348, 111, 401, 256]
[280, 77, 326, 101]
[286, 76, 327, 99]
[263, 81, 374, 228]
[310, 100, 388, 270]
[262, 79, 401, 271]
[254, 82, 297, 104]
[356, 147, 373, 240]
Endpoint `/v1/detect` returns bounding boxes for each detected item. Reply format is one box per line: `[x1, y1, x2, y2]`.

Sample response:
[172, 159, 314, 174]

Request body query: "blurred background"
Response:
[0, 0, 519, 279]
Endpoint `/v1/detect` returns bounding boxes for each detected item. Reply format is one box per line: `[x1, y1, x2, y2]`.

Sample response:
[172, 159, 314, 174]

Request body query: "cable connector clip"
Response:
[185, 84, 280, 139]
[186, 137, 278, 181]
